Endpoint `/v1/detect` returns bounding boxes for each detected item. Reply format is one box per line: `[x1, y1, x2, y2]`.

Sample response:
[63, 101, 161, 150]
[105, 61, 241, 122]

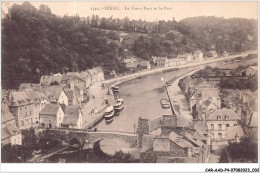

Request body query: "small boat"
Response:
[111, 86, 119, 92]
[114, 98, 124, 111]
[160, 99, 170, 109]
[104, 106, 115, 123]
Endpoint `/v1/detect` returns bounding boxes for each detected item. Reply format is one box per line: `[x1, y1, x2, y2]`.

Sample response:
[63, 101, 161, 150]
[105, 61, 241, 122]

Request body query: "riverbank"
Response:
[83, 51, 256, 130]
[102, 51, 256, 87]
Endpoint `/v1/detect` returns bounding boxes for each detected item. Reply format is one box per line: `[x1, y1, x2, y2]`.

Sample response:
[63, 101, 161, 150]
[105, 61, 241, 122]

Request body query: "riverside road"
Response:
[87, 50, 257, 132]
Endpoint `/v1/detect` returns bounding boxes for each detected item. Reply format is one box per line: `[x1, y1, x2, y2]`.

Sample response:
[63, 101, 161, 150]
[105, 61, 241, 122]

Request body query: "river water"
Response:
[96, 66, 203, 132]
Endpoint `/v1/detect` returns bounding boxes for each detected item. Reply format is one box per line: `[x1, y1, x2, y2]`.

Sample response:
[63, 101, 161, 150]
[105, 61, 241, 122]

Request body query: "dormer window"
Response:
[225, 115, 229, 120]
[217, 115, 222, 120]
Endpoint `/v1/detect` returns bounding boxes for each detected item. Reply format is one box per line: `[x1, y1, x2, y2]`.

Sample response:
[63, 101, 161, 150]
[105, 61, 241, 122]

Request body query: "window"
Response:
[25, 106, 26, 110]
[226, 124, 230, 127]
[210, 124, 214, 130]
[218, 133, 222, 140]
[234, 124, 237, 126]
[218, 124, 222, 130]
[217, 115, 222, 120]
[21, 120, 24, 126]
[225, 115, 229, 120]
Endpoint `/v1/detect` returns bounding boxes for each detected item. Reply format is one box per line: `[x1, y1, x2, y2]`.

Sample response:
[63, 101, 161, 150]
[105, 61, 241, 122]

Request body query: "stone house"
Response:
[78, 71, 92, 88]
[61, 105, 83, 129]
[123, 57, 139, 71]
[209, 51, 218, 58]
[193, 50, 204, 62]
[197, 99, 218, 120]
[24, 89, 49, 125]
[168, 57, 186, 66]
[157, 57, 168, 67]
[87, 66, 105, 84]
[1, 125, 22, 146]
[39, 103, 64, 128]
[41, 86, 68, 106]
[64, 88, 78, 106]
[7, 90, 34, 129]
[152, 56, 158, 64]
[177, 53, 193, 63]
[40, 75, 62, 86]
[206, 108, 240, 141]
[240, 66, 258, 77]
[60, 74, 75, 85]
[1, 97, 16, 127]
[140, 61, 151, 70]
[226, 125, 245, 143]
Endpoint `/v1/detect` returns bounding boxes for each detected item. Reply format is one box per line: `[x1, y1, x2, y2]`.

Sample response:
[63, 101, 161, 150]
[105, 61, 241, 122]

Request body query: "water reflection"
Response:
[96, 67, 195, 131]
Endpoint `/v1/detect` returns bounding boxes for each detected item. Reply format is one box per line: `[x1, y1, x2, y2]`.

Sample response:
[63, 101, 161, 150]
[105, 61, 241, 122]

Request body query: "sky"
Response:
[1, 1, 258, 22]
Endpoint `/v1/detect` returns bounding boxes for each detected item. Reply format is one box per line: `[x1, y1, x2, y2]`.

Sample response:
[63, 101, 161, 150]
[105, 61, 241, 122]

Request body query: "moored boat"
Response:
[113, 98, 124, 111]
[111, 86, 119, 92]
[104, 106, 115, 123]
[160, 99, 170, 109]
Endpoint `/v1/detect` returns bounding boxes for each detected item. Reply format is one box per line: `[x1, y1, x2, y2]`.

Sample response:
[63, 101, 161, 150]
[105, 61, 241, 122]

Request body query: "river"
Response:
[96, 66, 206, 131]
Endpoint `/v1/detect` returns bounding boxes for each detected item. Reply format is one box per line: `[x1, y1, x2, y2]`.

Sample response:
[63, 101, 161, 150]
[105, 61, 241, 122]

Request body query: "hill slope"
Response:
[1, 3, 257, 89]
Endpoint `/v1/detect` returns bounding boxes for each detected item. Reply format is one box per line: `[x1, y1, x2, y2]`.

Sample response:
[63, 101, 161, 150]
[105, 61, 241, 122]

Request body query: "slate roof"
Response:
[183, 76, 195, 87]
[19, 83, 32, 89]
[161, 115, 177, 128]
[193, 121, 208, 136]
[206, 108, 240, 120]
[194, 77, 206, 86]
[41, 86, 63, 100]
[24, 89, 47, 104]
[87, 67, 103, 76]
[241, 66, 258, 72]
[200, 99, 218, 110]
[61, 74, 75, 82]
[184, 131, 204, 148]
[169, 131, 193, 149]
[140, 61, 150, 67]
[39, 103, 60, 115]
[149, 116, 161, 132]
[226, 125, 245, 140]
[62, 106, 80, 125]
[197, 88, 220, 99]
[123, 58, 138, 64]
[1, 124, 19, 140]
[157, 57, 168, 61]
[7, 90, 33, 106]
[177, 116, 192, 128]
[1, 99, 15, 123]
[64, 88, 74, 102]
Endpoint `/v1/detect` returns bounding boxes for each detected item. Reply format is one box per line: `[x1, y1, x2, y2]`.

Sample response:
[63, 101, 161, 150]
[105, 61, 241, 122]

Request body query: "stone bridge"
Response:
[51, 129, 138, 149]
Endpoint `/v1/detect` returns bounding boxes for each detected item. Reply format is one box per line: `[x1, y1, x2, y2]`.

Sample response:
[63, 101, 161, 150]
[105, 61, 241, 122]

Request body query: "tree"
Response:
[223, 135, 257, 163]
[1, 144, 22, 163]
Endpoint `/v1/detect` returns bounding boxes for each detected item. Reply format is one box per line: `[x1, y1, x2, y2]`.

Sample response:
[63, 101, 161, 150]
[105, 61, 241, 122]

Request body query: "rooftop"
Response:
[39, 103, 60, 115]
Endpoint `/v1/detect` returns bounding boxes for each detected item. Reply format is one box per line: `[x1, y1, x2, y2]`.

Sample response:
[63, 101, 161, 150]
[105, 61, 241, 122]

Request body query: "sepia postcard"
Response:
[1, 1, 259, 172]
